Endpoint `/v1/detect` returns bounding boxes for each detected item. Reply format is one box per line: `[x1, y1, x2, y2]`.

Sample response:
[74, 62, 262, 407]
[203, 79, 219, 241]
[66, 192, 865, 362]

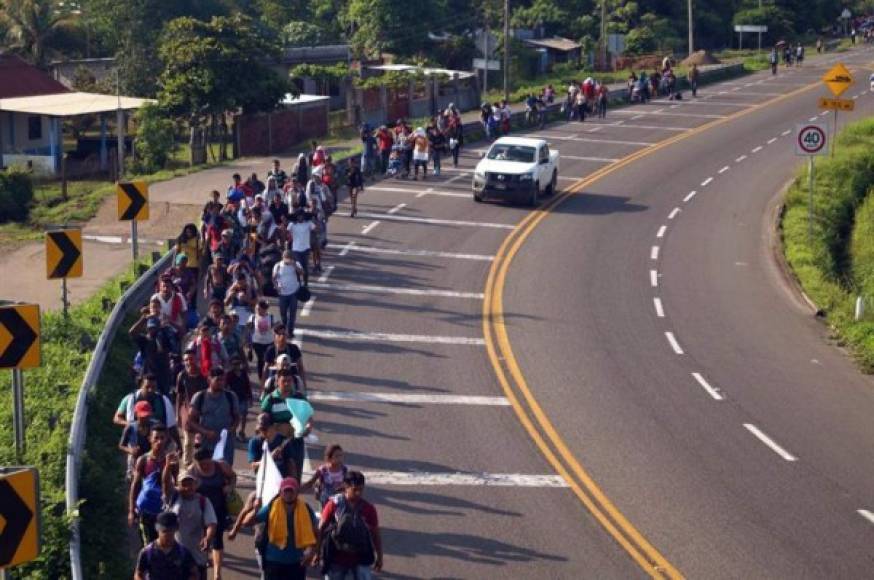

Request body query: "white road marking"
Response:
[300, 297, 317, 317]
[650, 269, 659, 288]
[362, 471, 569, 487]
[326, 242, 493, 262]
[853, 94, 860, 100]
[583, 123, 686, 132]
[767, 137, 778, 144]
[612, 109, 726, 119]
[781, 130, 791, 136]
[665, 331, 684, 355]
[298, 327, 485, 346]
[361, 220, 380, 235]
[370, 185, 468, 199]
[308, 281, 484, 300]
[587, 126, 602, 133]
[718, 165, 730, 174]
[819, 111, 829, 117]
[857, 510, 874, 525]
[316, 265, 335, 283]
[562, 155, 620, 163]
[651, 246, 660, 260]
[735, 155, 747, 163]
[752, 146, 763, 153]
[735, 261, 748, 267]
[338, 241, 356, 256]
[743, 424, 797, 462]
[387, 203, 407, 214]
[310, 391, 511, 406]
[420, 189, 468, 198]
[653, 297, 664, 318]
[701, 177, 713, 187]
[443, 173, 469, 184]
[808, 116, 818, 122]
[631, 114, 644, 120]
[536, 134, 654, 147]
[668, 207, 681, 219]
[355, 212, 516, 230]
[656, 225, 667, 238]
[691, 372, 724, 401]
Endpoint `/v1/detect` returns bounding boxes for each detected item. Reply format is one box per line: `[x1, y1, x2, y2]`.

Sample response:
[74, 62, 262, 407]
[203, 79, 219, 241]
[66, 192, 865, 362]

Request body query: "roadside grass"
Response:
[0, 257, 159, 578]
[781, 117, 874, 371]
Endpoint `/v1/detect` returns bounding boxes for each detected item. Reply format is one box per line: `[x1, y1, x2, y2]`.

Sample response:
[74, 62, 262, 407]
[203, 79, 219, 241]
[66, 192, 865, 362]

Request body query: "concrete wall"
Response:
[1, 112, 52, 154]
[238, 102, 329, 157]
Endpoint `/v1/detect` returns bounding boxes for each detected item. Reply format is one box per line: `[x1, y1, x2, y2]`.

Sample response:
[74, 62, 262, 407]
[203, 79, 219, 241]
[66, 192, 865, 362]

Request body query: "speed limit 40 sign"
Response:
[795, 123, 828, 156]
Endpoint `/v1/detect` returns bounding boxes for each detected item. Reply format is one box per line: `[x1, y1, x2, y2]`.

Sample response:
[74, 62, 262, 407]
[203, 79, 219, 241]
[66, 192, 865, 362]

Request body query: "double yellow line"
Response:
[482, 71, 831, 578]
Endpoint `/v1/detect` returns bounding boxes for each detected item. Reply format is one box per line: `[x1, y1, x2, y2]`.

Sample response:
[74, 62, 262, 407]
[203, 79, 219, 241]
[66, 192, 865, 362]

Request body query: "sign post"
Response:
[0, 467, 41, 571]
[796, 123, 828, 243]
[821, 62, 854, 156]
[45, 228, 83, 317]
[116, 181, 149, 261]
[734, 25, 767, 51]
[0, 304, 41, 459]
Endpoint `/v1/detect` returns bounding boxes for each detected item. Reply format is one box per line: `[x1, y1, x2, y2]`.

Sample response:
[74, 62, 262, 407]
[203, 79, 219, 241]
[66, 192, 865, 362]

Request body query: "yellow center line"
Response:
[483, 68, 838, 578]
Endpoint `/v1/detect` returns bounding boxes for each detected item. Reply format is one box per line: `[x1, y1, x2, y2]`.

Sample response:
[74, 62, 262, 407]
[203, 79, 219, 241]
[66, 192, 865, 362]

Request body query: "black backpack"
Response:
[330, 495, 373, 558]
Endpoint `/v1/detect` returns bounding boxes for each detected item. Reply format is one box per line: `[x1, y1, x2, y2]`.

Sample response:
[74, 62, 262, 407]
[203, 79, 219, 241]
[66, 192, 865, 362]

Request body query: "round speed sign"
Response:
[796, 124, 827, 155]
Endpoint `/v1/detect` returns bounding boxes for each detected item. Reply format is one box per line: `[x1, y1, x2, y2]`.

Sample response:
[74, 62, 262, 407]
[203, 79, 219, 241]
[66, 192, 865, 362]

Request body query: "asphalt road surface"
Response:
[220, 46, 874, 578]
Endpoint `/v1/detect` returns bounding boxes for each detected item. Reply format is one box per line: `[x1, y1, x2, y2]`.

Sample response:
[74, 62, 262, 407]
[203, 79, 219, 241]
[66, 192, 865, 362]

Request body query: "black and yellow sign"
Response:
[0, 305, 40, 369]
[818, 96, 855, 111]
[45, 229, 83, 279]
[822, 63, 854, 97]
[0, 467, 40, 569]
[116, 181, 149, 221]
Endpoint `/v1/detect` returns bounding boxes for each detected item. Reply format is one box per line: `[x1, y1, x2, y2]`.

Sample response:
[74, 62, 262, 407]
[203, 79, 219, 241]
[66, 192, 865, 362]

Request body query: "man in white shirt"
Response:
[272, 250, 304, 333]
[287, 209, 316, 285]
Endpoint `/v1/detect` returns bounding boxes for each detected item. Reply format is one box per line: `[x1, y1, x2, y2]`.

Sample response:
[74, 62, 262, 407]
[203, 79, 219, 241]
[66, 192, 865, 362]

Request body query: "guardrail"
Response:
[65, 249, 173, 580]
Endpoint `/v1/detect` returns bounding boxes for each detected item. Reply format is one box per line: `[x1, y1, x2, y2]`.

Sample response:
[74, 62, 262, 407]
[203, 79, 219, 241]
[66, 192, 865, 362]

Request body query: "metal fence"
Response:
[65, 250, 173, 580]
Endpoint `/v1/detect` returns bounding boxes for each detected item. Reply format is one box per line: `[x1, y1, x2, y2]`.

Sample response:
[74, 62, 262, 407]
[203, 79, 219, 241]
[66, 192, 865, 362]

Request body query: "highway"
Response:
[222, 46, 874, 578]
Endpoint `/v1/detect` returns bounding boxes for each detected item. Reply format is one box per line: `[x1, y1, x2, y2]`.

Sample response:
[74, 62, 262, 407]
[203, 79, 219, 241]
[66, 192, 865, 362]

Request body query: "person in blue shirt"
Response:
[248, 413, 297, 477]
[244, 478, 317, 580]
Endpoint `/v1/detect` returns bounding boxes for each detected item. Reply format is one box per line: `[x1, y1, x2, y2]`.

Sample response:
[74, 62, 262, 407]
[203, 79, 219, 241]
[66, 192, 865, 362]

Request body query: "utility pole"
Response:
[483, 23, 489, 98]
[688, 0, 694, 56]
[503, 0, 510, 103]
[600, 0, 607, 70]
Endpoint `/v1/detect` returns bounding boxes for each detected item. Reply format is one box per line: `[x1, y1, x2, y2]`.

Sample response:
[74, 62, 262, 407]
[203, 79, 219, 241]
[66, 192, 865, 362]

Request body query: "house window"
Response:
[28, 116, 42, 141]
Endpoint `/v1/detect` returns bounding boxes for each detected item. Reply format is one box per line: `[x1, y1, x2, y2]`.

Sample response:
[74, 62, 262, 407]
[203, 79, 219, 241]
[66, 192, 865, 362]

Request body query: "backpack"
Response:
[329, 495, 373, 558]
[143, 541, 186, 569]
[314, 465, 348, 506]
[135, 458, 165, 516]
[193, 389, 237, 420]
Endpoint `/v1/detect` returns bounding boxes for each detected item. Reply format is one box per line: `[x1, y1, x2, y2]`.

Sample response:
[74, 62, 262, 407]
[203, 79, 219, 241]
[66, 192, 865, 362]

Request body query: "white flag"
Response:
[212, 429, 228, 462]
[255, 440, 282, 501]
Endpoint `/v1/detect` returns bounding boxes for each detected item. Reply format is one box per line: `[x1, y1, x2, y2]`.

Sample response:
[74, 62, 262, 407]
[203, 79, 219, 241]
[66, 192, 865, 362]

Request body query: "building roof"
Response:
[522, 37, 581, 52]
[281, 93, 332, 106]
[0, 54, 69, 99]
[0, 91, 154, 117]
[365, 64, 476, 80]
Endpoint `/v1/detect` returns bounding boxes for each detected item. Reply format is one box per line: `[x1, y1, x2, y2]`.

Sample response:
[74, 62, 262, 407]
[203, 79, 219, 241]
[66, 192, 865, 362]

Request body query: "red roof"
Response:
[0, 54, 69, 99]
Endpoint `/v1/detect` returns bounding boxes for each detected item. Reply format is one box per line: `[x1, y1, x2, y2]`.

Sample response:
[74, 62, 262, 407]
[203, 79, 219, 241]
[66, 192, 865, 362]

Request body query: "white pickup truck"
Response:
[472, 137, 560, 206]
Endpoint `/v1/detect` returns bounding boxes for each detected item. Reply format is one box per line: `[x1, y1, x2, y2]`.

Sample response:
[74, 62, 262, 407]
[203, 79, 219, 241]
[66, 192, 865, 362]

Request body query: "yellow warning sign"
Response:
[45, 229, 83, 279]
[0, 467, 40, 569]
[116, 181, 149, 221]
[0, 305, 40, 369]
[818, 97, 855, 111]
[822, 63, 854, 97]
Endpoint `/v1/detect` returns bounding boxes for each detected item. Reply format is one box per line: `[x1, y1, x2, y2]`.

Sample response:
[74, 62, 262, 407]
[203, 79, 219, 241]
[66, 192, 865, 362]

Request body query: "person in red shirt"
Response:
[375, 126, 393, 174]
[315, 470, 383, 577]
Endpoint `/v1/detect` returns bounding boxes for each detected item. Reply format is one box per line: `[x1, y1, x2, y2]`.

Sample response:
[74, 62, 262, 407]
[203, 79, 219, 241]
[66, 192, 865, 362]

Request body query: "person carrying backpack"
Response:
[165, 469, 218, 579]
[315, 470, 383, 578]
[135, 511, 199, 580]
[129, 424, 174, 546]
[187, 368, 240, 465]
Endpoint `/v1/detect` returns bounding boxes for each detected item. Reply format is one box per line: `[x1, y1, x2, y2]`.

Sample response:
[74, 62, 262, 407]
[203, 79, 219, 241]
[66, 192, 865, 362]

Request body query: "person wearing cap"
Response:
[120, 400, 157, 480]
[263, 322, 306, 387]
[115, 373, 181, 449]
[272, 250, 304, 333]
[248, 413, 297, 478]
[164, 465, 218, 579]
[129, 424, 175, 546]
[135, 510, 199, 580]
[188, 367, 239, 465]
[244, 477, 317, 579]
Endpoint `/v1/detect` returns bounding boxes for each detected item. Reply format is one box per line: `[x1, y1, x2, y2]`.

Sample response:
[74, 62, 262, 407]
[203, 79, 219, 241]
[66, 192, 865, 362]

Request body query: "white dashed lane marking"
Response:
[665, 331, 684, 355]
[743, 424, 798, 462]
[692, 373, 724, 401]
[653, 297, 664, 318]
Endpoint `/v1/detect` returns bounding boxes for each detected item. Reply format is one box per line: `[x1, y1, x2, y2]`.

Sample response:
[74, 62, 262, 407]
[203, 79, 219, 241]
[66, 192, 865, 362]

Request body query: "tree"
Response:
[511, 0, 568, 33]
[2, 0, 77, 66]
[624, 25, 656, 54]
[283, 20, 325, 46]
[158, 13, 291, 164]
[345, 0, 447, 59]
[133, 104, 176, 173]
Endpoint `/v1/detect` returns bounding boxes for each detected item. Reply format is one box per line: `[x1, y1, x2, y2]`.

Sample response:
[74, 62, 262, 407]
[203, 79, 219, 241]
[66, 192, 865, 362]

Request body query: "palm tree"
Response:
[2, 0, 75, 66]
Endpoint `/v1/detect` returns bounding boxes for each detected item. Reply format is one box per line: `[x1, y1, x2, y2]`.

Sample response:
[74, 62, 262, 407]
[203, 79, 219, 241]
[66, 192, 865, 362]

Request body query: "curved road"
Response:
[221, 47, 874, 578]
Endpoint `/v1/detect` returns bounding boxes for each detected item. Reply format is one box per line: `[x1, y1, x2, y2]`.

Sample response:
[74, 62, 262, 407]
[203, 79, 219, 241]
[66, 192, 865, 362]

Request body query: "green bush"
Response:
[133, 104, 176, 174]
[0, 167, 34, 222]
[781, 117, 874, 371]
[625, 26, 657, 55]
[0, 262, 154, 578]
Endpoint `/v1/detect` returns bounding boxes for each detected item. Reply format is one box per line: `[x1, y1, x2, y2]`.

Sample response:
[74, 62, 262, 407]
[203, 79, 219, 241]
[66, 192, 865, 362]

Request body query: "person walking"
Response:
[135, 511, 199, 580]
[188, 446, 236, 580]
[301, 444, 348, 509]
[427, 122, 446, 177]
[244, 477, 318, 580]
[769, 47, 778, 75]
[687, 64, 699, 98]
[129, 424, 173, 546]
[247, 300, 275, 381]
[375, 126, 393, 175]
[187, 368, 240, 465]
[176, 351, 208, 466]
[314, 470, 384, 578]
[345, 158, 364, 218]
[263, 323, 306, 387]
[597, 82, 609, 118]
[411, 128, 429, 180]
[119, 400, 156, 481]
[260, 368, 312, 479]
[164, 468, 218, 580]
[268, 159, 288, 190]
[272, 250, 304, 333]
[248, 413, 298, 478]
